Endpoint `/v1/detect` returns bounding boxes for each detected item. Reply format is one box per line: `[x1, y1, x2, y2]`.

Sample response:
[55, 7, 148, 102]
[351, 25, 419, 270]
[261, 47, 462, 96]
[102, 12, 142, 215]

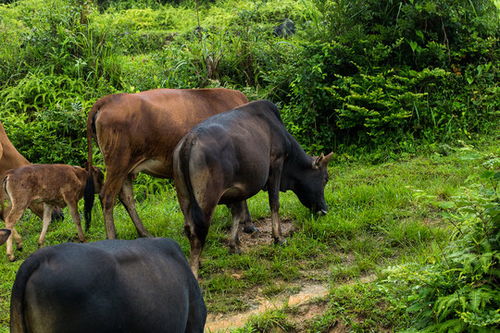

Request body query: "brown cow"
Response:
[87, 88, 255, 239]
[2, 164, 103, 261]
[0, 121, 42, 220]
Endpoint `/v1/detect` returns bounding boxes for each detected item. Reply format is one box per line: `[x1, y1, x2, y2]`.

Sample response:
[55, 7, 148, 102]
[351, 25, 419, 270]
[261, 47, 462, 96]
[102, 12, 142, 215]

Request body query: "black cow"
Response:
[10, 238, 206, 333]
[173, 100, 333, 277]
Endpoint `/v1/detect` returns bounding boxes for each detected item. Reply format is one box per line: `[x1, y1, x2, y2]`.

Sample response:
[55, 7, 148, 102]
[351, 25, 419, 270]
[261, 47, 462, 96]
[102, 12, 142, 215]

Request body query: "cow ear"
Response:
[321, 152, 334, 166]
[313, 152, 334, 169]
[312, 153, 325, 169]
[0, 229, 11, 245]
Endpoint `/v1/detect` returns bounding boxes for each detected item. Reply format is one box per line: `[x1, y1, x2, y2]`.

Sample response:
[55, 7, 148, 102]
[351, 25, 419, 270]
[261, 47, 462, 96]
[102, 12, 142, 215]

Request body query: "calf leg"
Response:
[11, 228, 22, 250]
[5, 204, 27, 261]
[63, 198, 85, 243]
[118, 177, 152, 237]
[38, 204, 53, 246]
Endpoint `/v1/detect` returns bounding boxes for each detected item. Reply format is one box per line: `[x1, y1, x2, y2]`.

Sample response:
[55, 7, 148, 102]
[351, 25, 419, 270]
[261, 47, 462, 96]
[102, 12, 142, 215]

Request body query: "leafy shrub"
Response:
[383, 160, 499, 332]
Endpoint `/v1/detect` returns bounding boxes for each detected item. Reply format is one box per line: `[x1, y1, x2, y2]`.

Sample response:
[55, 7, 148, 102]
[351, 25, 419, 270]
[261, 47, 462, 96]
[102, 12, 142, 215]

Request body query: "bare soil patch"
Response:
[205, 282, 329, 332]
[238, 217, 296, 252]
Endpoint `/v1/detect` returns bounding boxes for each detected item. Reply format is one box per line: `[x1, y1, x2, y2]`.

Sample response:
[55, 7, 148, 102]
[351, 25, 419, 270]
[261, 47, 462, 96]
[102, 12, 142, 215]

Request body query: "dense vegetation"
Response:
[0, 0, 498, 332]
[0, 0, 498, 163]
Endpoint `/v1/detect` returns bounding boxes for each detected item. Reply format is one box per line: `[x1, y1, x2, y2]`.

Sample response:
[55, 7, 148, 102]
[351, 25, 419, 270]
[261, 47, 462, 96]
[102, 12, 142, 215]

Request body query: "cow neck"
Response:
[280, 134, 312, 192]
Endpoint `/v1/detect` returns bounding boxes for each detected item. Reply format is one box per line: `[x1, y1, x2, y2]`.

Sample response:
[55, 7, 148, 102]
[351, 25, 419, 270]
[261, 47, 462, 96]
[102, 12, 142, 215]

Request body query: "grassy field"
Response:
[0, 139, 497, 332]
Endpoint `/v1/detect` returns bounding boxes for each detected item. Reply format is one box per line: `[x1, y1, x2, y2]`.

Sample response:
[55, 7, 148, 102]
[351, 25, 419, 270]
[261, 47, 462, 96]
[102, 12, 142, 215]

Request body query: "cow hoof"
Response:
[17, 245, 23, 251]
[273, 237, 286, 245]
[8, 255, 16, 262]
[243, 225, 259, 234]
[140, 231, 153, 238]
[229, 246, 242, 255]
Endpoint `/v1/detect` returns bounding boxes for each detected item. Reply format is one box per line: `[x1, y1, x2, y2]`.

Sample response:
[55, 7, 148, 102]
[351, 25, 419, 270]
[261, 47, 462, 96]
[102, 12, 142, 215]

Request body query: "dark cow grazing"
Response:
[0, 121, 63, 221]
[87, 88, 257, 240]
[273, 18, 296, 37]
[10, 238, 206, 333]
[173, 100, 333, 276]
[2, 164, 103, 261]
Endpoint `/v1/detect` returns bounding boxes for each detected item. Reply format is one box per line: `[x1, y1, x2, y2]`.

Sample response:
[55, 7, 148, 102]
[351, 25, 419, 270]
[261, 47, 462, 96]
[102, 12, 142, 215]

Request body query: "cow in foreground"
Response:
[87, 88, 256, 239]
[173, 100, 333, 277]
[0, 121, 62, 221]
[10, 238, 206, 333]
[2, 164, 103, 261]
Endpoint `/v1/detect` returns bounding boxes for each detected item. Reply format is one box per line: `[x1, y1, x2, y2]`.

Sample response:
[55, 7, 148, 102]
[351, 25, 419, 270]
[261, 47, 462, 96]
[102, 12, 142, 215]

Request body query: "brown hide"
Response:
[87, 88, 248, 239]
[3, 164, 92, 261]
[0, 122, 47, 220]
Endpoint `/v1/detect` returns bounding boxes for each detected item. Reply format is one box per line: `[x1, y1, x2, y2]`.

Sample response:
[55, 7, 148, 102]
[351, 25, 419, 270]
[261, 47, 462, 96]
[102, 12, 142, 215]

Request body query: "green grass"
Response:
[0, 141, 497, 332]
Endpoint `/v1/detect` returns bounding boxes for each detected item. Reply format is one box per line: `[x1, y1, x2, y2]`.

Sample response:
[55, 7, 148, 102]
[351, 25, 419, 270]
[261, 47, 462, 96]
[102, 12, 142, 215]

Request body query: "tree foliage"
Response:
[0, 0, 498, 164]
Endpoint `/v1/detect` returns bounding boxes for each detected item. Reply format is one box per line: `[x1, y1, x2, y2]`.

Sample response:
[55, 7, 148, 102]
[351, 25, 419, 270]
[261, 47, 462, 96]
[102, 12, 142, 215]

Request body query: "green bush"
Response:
[383, 161, 499, 332]
[0, 0, 498, 163]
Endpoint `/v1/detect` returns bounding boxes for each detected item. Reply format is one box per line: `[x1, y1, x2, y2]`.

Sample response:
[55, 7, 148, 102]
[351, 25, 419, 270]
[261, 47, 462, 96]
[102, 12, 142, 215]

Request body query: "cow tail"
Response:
[10, 255, 41, 333]
[83, 172, 95, 232]
[87, 99, 104, 171]
[179, 135, 209, 246]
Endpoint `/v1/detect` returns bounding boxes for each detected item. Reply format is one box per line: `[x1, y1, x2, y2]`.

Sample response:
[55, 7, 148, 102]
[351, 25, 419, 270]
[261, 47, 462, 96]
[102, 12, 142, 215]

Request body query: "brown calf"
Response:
[2, 164, 103, 261]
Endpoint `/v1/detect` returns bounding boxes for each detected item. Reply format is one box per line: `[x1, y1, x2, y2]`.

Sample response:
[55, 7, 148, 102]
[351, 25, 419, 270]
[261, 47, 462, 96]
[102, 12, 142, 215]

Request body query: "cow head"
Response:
[0, 229, 11, 245]
[293, 152, 333, 214]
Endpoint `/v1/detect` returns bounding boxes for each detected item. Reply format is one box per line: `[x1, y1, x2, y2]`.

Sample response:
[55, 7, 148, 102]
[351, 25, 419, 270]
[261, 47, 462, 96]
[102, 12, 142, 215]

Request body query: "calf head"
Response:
[293, 152, 333, 214]
[0, 229, 11, 245]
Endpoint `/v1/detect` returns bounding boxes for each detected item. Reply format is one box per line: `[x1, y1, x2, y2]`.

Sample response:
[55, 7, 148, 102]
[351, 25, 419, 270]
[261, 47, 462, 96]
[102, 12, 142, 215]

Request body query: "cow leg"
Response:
[38, 203, 53, 247]
[183, 199, 217, 279]
[100, 174, 126, 239]
[267, 161, 285, 244]
[227, 201, 248, 254]
[118, 177, 152, 238]
[5, 204, 26, 261]
[240, 200, 259, 234]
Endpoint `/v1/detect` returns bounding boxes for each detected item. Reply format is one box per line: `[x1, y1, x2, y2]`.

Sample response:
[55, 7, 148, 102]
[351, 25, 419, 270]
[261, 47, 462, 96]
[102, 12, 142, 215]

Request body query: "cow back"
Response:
[11, 238, 206, 333]
[91, 88, 248, 178]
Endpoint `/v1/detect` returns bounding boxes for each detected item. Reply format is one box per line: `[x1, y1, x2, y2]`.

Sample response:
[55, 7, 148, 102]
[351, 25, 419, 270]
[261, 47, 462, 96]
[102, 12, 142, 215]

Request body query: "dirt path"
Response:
[205, 283, 330, 332]
[206, 218, 329, 332]
[204, 218, 377, 332]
